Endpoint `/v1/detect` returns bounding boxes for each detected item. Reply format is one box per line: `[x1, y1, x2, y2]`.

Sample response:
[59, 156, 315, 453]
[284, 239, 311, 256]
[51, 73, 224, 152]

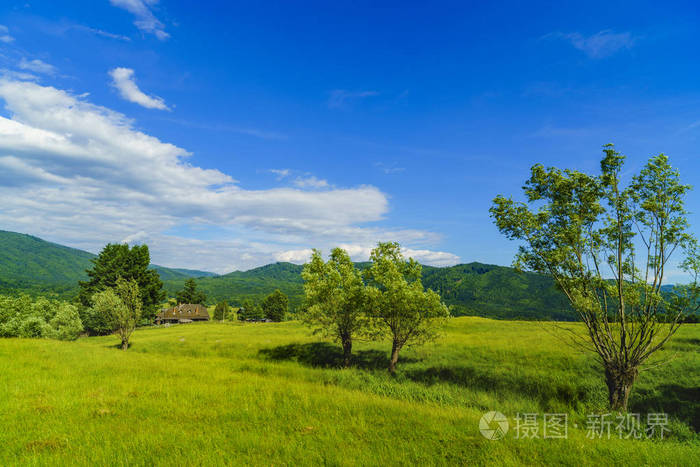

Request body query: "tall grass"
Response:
[0, 317, 697, 465]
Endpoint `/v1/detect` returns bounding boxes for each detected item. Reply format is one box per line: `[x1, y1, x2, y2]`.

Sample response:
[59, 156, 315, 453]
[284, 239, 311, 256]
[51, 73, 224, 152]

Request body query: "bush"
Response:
[49, 303, 83, 341]
[0, 294, 83, 340]
[19, 316, 51, 338]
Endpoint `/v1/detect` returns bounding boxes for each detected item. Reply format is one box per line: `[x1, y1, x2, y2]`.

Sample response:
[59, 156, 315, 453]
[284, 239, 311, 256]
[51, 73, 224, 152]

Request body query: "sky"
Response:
[1, 1, 700, 277]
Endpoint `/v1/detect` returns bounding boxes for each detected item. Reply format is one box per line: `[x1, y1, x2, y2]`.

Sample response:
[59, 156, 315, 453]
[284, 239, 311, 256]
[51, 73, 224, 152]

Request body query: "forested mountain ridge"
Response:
[1, 229, 575, 319]
[165, 261, 576, 320]
[0, 230, 215, 297]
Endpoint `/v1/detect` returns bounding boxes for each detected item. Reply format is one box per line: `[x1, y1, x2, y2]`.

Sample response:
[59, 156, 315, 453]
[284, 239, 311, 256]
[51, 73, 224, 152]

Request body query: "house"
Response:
[156, 304, 210, 324]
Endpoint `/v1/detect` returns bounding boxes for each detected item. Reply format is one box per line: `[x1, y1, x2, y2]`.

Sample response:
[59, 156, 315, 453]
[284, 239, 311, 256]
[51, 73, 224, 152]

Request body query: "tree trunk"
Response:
[389, 340, 401, 373]
[605, 365, 638, 411]
[121, 339, 129, 351]
[341, 336, 353, 368]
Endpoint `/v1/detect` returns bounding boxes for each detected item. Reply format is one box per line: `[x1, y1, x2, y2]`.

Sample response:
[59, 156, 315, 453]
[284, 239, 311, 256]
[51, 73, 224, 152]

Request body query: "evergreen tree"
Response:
[176, 278, 207, 305]
[78, 244, 164, 327]
[213, 301, 229, 321]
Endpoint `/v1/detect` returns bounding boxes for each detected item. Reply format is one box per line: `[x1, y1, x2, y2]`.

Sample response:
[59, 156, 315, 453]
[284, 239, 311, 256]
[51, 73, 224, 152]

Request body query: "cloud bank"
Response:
[0, 78, 458, 272]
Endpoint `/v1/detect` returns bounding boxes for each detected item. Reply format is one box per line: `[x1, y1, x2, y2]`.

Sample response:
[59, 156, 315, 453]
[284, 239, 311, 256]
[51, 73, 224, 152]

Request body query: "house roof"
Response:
[158, 304, 210, 320]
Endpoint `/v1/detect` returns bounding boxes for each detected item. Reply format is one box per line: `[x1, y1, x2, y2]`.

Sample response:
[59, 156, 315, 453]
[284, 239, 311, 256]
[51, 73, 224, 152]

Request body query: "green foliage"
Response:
[91, 278, 142, 350]
[238, 299, 264, 321]
[78, 243, 165, 325]
[421, 263, 574, 320]
[364, 242, 450, 372]
[262, 290, 288, 322]
[175, 278, 207, 305]
[301, 248, 372, 366]
[213, 301, 229, 321]
[48, 303, 84, 341]
[0, 294, 83, 340]
[490, 144, 700, 410]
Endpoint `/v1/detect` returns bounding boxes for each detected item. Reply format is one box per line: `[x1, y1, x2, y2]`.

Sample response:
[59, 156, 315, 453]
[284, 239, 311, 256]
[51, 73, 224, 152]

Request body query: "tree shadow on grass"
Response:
[631, 384, 700, 431]
[259, 342, 416, 370]
[404, 365, 595, 409]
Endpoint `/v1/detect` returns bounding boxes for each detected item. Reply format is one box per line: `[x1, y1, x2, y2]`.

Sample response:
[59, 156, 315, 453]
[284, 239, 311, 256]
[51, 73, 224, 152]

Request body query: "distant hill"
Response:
[0, 229, 578, 320]
[164, 261, 576, 320]
[421, 263, 574, 320]
[163, 262, 305, 308]
[0, 230, 215, 297]
[150, 266, 217, 281]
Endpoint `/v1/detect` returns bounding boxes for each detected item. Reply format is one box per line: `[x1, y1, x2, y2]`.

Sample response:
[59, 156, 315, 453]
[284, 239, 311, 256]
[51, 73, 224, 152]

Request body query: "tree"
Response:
[92, 278, 142, 350]
[176, 278, 207, 305]
[78, 244, 164, 326]
[238, 299, 263, 321]
[261, 290, 288, 322]
[301, 248, 371, 367]
[213, 301, 229, 321]
[490, 145, 700, 411]
[364, 242, 450, 373]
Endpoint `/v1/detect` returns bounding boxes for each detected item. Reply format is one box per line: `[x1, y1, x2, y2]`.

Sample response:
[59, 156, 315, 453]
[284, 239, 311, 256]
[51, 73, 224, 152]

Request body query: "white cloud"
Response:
[19, 58, 57, 75]
[109, 0, 169, 40]
[270, 168, 290, 179]
[0, 78, 457, 272]
[293, 176, 329, 189]
[275, 244, 460, 268]
[374, 162, 405, 174]
[328, 90, 379, 109]
[552, 30, 636, 59]
[109, 67, 169, 110]
[72, 25, 131, 41]
[274, 248, 314, 264]
[0, 25, 13, 43]
[0, 69, 39, 81]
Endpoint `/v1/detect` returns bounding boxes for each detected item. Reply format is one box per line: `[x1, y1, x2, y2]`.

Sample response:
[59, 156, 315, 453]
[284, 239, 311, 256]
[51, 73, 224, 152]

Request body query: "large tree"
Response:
[92, 278, 142, 351]
[176, 278, 207, 305]
[301, 248, 371, 367]
[490, 145, 700, 411]
[78, 244, 164, 323]
[364, 242, 449, 373]
[262, 289, 288, 322]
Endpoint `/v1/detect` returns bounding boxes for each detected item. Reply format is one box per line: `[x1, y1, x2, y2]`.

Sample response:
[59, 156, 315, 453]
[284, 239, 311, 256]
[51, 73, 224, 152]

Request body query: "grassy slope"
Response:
[0, 318, 697, 465]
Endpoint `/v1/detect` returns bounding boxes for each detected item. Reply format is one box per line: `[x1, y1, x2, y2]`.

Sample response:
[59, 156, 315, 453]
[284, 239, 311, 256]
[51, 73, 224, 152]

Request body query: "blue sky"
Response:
[1, 1, 700, 276]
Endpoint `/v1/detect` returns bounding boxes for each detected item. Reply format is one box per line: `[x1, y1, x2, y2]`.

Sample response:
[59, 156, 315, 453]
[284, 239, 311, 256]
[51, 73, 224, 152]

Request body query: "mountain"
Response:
[0, 230, 215, 297]
[0, 229, 576, 320]
[421, 263, 573, 320]
[150, 266, 217, 281]
[164, 261, 576, 320]
[163, 262, 305, 308]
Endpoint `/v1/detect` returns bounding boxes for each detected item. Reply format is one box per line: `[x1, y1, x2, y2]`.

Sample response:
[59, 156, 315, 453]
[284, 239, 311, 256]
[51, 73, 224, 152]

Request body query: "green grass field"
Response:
[0, 317, 697, 465]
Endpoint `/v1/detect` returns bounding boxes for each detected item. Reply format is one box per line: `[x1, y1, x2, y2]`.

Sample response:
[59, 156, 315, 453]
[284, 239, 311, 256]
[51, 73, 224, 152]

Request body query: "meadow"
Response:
[0, 317, 697, 466]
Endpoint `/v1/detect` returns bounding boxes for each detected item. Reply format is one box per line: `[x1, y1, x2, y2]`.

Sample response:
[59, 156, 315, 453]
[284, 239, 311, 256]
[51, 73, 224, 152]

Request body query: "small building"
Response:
[156, 304, 210, 324]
